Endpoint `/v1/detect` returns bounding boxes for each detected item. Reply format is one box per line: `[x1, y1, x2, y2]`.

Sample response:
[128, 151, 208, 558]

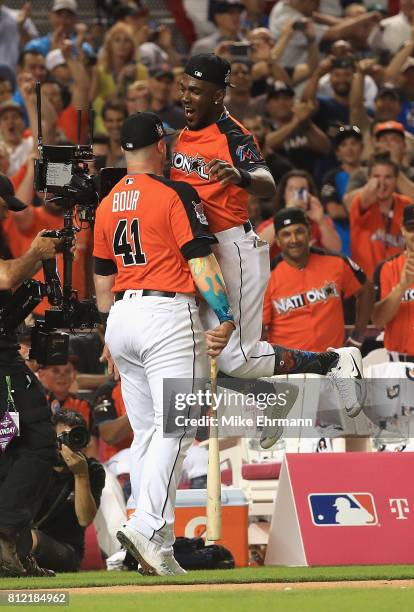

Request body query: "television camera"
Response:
[0, 83, 101, 365]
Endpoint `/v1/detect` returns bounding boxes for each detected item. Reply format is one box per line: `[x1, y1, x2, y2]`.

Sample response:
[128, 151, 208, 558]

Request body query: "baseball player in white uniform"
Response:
[93, 112, 235, 575]
[171, 53, 365, 419]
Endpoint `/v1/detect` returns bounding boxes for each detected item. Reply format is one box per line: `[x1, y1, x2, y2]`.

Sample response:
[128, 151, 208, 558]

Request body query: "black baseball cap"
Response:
[212, 1, 244, 15]
[149, 63, 174, 80]
[120, 112, 175, 151]
[376, 83, 401, 101]
[334, 125, 363, 148]
[267, 80, 294, 98]
[185, 53, 233, 88]
[0, 174, 27, 211]
[274, 208, 309, 233]
[403, 204, 414, 227]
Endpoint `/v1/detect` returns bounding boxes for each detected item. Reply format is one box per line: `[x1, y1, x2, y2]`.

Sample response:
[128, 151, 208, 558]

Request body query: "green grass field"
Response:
[59, 589, 414, 612]
[2, 565, 414, 590]
[2, 567, 414, 611]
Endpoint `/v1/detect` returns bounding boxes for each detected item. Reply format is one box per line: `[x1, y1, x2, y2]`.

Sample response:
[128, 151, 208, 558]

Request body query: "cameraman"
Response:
[30, 410, 105, 573]
[0, 175, 62, 577]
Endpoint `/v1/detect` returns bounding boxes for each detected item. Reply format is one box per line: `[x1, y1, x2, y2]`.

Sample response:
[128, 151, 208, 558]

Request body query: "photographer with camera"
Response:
[37, 356, 99, 459]
[28, 409, 105, 573]
[0, 176, 63, 577]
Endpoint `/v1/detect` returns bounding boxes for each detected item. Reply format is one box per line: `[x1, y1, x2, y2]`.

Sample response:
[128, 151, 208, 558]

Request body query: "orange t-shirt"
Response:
[263, 248, 366, 352]
[170, 114, 267, 234]
[93, 173, 213, 294]
[3, 207, 92, 314]
[350, 193, 410, 278]
[374, 252, 414, 354]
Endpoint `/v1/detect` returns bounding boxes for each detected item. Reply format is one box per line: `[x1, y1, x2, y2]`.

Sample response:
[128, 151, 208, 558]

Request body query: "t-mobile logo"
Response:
[389, 498, 410, 520]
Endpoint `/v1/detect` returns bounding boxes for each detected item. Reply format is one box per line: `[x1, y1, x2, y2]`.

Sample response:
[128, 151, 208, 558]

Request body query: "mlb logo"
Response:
[308, 493, 378, 526]
[125, 178, 134, 185]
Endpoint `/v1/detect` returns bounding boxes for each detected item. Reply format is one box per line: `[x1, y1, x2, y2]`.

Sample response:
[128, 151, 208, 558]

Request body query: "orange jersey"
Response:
[263, 248, 366, 352]
[374, 253, 414, 354]
[170, 113, 268, 234]
[93, 173, 213, 294]
[350, 193, 410, 278]
[3, 207, 92, 314]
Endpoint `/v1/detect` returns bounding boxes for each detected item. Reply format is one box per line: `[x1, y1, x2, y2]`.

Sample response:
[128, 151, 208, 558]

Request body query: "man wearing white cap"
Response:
[25, 0, 93, 60]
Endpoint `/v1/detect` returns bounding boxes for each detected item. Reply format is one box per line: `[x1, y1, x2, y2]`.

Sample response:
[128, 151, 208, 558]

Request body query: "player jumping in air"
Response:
[171, 53, 365, 437]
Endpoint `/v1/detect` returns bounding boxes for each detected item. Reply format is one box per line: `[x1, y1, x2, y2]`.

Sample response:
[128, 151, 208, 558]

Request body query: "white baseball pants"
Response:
[105, 291, 208, 553]
[200, 224, 276, 378]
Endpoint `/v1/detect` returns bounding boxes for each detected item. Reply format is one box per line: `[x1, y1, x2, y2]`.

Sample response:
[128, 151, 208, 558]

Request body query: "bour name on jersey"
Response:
[112, 190, 140, 213]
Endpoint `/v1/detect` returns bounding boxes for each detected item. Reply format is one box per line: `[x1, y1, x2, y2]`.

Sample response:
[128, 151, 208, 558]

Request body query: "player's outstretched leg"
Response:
[258, 345, 365, 448]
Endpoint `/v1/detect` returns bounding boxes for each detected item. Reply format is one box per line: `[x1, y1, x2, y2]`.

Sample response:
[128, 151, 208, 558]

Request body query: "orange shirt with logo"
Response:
[350, 193, 410, 278]
[93, 173, 213, 293]
[170, 114, 268, 233]
[263, 248, 366, 352]
[374, 252, 414, 354]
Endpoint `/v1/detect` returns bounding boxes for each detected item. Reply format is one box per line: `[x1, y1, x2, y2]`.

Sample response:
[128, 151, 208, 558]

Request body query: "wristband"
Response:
[238, 169, 252, 189]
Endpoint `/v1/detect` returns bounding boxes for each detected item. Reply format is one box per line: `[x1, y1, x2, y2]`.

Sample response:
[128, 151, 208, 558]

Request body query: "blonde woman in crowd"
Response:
[90, 22, 148, 133]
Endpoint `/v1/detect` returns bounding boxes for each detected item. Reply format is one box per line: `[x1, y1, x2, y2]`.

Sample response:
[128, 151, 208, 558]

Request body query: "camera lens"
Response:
[68, 426, 90, 451]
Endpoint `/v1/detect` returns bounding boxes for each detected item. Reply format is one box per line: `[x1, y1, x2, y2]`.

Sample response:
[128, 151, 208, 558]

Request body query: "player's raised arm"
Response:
[188, 254, 235, 357]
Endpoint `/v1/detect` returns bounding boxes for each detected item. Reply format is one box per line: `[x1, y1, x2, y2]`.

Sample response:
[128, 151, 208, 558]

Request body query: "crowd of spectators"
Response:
[0, 0, 414, 569]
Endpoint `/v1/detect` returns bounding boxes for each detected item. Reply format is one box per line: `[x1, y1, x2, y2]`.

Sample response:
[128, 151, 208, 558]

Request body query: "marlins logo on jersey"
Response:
[308, 493, 378, 526]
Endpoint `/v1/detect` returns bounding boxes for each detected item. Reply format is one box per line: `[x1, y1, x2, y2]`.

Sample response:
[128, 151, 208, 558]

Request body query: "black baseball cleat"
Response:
[22, 554, 56, 577]
[0, 532, 26, 577]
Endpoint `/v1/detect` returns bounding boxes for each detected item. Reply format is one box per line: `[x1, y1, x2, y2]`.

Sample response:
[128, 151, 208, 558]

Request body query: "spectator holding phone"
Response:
[191, 1, 247, 56]
[257, 169, 341, 259]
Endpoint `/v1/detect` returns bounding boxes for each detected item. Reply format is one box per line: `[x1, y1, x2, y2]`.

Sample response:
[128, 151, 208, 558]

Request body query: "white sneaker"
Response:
[116, 525, 186, 576]
[326, 347, 366, 418]
[155, 553, 187, 576]
[259, 380, 300, 449]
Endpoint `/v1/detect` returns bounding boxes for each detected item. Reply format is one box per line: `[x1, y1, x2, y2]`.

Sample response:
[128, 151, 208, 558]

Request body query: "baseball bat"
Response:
[206, 356, 222, 541]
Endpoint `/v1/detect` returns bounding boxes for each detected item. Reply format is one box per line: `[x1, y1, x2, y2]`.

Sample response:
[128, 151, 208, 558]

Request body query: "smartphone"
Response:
[229, 42, 252, 59]
[292, 20, 306, 31]
[295, 188, 309, 205]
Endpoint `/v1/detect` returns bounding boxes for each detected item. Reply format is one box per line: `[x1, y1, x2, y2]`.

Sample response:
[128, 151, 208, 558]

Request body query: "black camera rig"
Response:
[0, 83, 101, 365]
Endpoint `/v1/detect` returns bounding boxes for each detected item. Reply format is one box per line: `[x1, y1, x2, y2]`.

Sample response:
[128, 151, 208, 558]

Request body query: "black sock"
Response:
[273, 347, 338, 375]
